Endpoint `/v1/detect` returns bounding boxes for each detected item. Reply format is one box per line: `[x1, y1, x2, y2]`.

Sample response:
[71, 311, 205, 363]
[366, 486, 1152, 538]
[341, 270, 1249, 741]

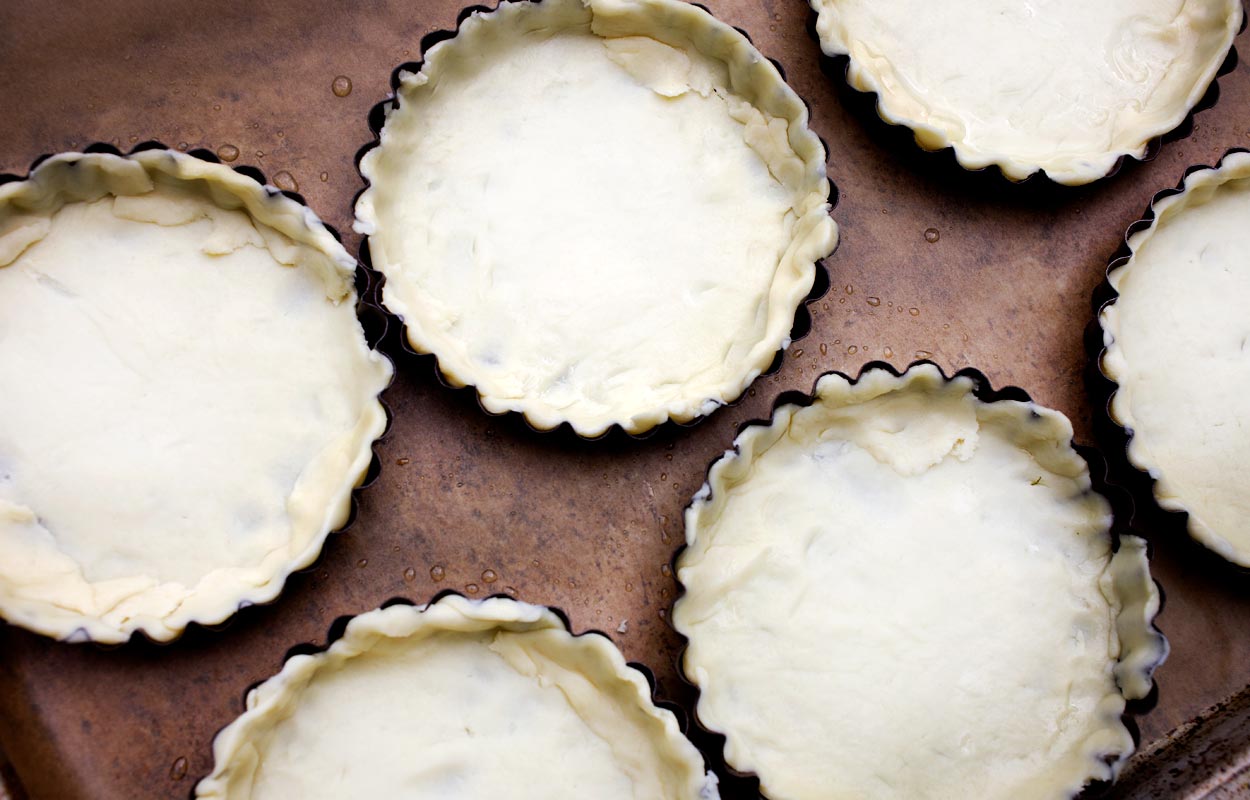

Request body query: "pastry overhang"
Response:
[0, 150, 392, 643]
[809, 0, 1242, 184]
[355, 0, 837, 437]
[196, 595, 718, 799]
[673, 365, 1166, 800]
[1101, 151, 1250, 566]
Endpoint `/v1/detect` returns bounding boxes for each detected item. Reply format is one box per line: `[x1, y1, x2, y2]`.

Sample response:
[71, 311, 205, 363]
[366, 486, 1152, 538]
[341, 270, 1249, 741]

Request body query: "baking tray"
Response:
[0, 1, 1247, 797]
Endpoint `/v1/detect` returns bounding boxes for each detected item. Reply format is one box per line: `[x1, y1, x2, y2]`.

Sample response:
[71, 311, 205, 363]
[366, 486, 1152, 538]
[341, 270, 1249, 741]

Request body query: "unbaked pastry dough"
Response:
[0, 151, 392, 643]
[196, 595, 719, 799]
[356, 0, 837, 437]
[673, 365, 1166, 800]
[809, 0, 1242, 184]
[1102, 151, 1250, 566]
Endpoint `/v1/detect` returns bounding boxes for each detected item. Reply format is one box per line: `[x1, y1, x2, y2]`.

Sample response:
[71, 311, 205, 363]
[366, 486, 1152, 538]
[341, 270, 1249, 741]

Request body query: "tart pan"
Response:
[671, 362, 1168, 799]
[0, 144, 394, 644]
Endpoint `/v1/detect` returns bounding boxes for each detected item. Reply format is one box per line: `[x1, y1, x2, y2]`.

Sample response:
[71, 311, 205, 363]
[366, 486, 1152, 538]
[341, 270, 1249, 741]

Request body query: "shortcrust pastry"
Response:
[196, 595, 718, 799]
[356, 0, 837, 436]
[809, 0, 1242, 184]
[0, 151, 392, 643]
[673, 365, 1166, 799]
[1101, 151, 1250, 566]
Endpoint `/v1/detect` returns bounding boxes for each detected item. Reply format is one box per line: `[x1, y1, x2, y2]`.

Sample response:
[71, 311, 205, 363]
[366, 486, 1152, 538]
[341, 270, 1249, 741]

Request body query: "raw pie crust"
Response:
[196, 595, 719, 799]
[1101, 151, 1250, 567]
[0, 151, 392, 643]
[356, 0, 837, 437]
[673, 365, 1166, 800]
[809, 0, 1242, 185]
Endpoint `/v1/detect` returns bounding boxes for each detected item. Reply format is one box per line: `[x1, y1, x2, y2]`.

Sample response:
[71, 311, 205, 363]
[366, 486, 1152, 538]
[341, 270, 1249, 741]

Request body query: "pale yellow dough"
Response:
[809, 0, 1242, 184]
[196, 595, 718, 799]
[356, 0, 837, 437]
[1102, 152, 1250, 566]
[0, 151, 392, 643]
[673, 365, 1166, 800]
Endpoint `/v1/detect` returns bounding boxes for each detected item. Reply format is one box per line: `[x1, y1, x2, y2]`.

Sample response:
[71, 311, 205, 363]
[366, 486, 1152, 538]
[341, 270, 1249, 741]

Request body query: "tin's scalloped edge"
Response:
[666, 360, 1170, 799]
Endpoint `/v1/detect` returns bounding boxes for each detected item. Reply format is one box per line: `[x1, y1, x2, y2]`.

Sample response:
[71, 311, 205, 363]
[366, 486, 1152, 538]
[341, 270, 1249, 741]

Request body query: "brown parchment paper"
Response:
[0, 1, 1248, 797]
